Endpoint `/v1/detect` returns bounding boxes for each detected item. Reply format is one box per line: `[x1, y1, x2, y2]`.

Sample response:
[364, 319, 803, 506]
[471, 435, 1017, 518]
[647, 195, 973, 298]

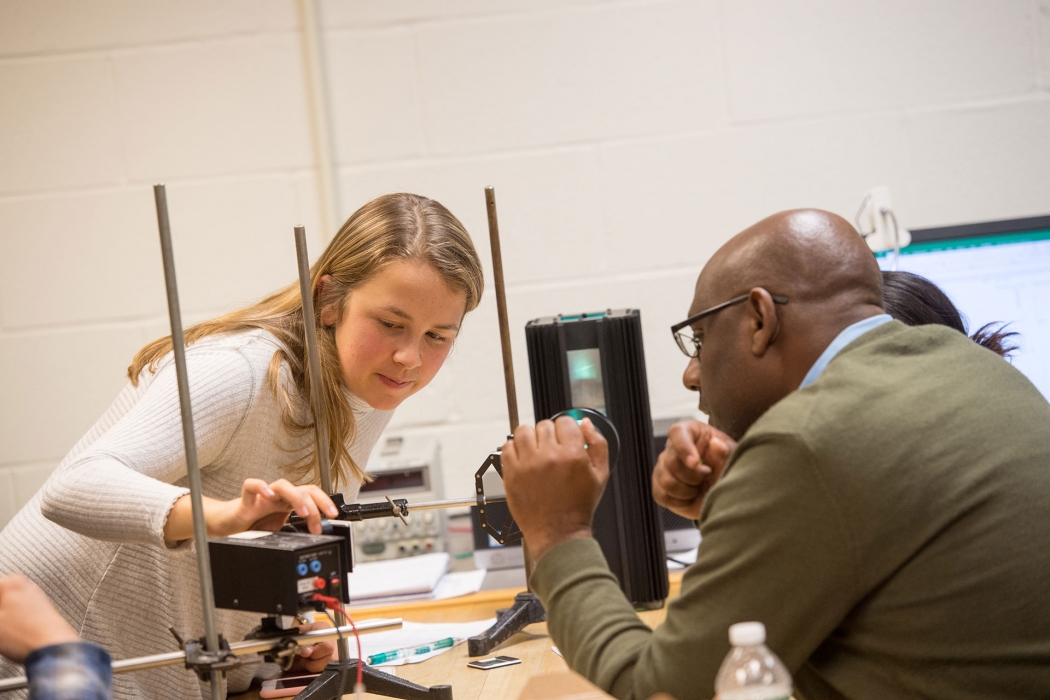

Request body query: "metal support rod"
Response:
[484, 187, 535, 583]
[293, 226, 351, 664]
[154, 184, 223, 700]
[485, 187, 519, 433]
[294, 226, 333, 496]
[407, 496, 507, 512]
[0, 619, 403, 693]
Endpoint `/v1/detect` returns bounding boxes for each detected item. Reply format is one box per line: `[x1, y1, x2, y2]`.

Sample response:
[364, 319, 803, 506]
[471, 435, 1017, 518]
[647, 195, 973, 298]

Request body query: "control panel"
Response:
[355, 435, 446, 562]
[209, 530, 348, 615]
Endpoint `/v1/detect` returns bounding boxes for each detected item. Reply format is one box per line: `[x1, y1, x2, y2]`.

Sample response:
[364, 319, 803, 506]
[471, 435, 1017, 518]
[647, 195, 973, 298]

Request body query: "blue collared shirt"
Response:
[799, 314, 892, 389]
[25, 642, 112, 700]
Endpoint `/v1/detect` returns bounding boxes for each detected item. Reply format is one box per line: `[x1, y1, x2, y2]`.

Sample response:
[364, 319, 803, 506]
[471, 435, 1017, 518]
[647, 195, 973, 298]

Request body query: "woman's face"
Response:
[321, 261, 468, 411]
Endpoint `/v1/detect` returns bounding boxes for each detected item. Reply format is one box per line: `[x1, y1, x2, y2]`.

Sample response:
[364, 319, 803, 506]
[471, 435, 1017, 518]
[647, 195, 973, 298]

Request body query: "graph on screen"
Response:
[878, 225, 1050, 399]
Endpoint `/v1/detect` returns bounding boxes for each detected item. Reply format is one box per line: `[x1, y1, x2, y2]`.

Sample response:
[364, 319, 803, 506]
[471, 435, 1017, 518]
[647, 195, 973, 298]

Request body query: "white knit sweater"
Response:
[0, 330, 393, 699]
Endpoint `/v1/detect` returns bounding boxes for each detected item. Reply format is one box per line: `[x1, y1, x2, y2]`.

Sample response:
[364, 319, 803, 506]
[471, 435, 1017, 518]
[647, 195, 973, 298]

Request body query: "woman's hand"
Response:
[163, 479, 339, 542]
[287, 618, 336, 674]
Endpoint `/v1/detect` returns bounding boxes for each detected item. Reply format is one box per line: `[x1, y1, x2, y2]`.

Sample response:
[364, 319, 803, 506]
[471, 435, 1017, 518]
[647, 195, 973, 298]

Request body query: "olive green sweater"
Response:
[532, 321, 1050, 700]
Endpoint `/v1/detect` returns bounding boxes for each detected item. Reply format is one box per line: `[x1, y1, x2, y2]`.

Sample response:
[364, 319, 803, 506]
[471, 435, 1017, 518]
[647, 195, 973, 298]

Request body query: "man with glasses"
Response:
[501, 209, 1050, 700]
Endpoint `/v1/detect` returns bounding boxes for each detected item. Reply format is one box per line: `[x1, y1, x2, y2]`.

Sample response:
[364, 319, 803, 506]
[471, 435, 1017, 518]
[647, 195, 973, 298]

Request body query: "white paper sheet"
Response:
[346, 618, 497, 667]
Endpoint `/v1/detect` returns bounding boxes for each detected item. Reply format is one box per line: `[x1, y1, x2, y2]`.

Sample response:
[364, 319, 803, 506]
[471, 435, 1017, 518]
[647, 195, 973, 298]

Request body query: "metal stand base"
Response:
[296, 660, 452, 700]
[467, 591, 545, 657]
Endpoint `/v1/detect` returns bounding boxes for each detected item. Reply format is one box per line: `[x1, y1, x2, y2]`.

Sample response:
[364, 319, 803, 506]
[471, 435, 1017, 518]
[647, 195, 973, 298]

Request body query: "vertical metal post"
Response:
[485, 187, 519, 433]
[484, 187, 535, 582]
[293, 226, 348, 663]
[153, 184, 224, 700]
[294, 226, 333, 496]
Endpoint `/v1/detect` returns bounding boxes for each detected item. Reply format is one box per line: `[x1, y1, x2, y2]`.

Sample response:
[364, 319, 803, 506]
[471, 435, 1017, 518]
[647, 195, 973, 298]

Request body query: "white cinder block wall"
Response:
[1, 0, 1048, 528]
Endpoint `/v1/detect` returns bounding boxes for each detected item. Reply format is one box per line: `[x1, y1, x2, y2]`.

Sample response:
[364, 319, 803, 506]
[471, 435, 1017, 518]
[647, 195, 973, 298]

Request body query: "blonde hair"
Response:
[128, 193, 484, 489]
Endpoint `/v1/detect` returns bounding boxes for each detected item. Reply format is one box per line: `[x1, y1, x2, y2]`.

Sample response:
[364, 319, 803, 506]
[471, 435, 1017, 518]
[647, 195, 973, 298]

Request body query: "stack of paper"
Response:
[345, 553, 486, 608]
[347, 552, 449, 604]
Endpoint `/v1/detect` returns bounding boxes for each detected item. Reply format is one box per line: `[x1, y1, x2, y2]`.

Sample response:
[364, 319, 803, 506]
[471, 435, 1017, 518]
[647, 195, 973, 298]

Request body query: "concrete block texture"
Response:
[320, 0, 602, 30]
[412, 0, 726, 155]
[324, 28, 425, 165]
[337, 148, 605, 285]
[723, 0, 1038, 122]
[160, 176, 310, 317]
[0, 325, 150, 465]
[0, 472, 15, 531]
[597, 113, 911, 273]
[0, 189, 165, 329]
[1040, 0, 1050, 89]
[112, 35, 313, 181]
[0, 0, 297, 57]
[0, 56, 123, 195]
[906, 98, 1050, 227]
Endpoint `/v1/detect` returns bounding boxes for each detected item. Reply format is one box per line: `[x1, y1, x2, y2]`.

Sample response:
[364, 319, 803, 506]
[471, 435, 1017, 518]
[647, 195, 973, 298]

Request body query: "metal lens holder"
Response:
[473, 406, 620, 545]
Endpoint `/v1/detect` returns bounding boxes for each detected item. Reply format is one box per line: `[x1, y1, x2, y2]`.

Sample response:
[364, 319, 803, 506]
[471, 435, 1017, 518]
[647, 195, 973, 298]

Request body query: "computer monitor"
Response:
[876, 215, 1050, 399]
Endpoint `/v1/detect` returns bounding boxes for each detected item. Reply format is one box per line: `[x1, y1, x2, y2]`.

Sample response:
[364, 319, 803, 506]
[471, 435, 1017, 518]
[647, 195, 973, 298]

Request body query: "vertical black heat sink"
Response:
[525, 309, 669, 608]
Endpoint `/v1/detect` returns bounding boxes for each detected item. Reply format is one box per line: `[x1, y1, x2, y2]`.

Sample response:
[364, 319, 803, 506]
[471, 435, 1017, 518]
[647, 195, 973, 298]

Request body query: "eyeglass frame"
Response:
[670, 292, 789, 358]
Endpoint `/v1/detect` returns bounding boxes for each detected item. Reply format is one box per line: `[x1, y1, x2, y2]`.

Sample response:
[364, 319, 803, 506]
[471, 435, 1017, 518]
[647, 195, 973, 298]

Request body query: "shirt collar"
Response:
[799, 314, 892, 388]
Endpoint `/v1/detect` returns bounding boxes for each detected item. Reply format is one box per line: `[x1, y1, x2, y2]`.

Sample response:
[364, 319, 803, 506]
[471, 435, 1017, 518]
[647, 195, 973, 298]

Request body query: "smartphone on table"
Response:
[466, 655, 521, 670]
[259, 674, 320, 698]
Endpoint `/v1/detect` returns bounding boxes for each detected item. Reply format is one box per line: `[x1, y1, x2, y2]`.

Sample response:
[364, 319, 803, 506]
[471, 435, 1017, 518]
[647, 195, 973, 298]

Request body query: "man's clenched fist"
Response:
[652, 420, 736, 520]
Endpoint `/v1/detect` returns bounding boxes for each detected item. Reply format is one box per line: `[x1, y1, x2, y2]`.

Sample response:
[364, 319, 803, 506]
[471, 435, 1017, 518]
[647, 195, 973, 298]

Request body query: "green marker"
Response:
[366, 637, 456, 665]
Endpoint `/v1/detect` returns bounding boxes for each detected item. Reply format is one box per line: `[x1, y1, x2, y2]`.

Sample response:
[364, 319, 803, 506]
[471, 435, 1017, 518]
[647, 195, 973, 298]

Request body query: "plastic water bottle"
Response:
[714, 622, 792, 700]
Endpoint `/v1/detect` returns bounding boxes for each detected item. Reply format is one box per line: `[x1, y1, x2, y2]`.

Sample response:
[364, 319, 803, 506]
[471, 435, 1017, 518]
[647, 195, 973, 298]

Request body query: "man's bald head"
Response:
[696, 209, 883, 312]
[683, 209, 885, 439]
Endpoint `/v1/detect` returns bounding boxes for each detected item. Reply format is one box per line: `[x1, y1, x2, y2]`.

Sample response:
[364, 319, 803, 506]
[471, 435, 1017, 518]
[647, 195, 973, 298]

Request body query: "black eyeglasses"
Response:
[670, 292, 788, 358]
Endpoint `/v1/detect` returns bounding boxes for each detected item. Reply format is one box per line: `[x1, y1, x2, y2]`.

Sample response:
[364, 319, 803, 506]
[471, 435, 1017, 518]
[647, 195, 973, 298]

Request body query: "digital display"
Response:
[360, 468, 426, 493]
[567, 348, 606, 415]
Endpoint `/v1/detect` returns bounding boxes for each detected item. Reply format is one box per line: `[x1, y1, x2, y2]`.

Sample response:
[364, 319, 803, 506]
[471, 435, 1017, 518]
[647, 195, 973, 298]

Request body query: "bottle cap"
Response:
[729, 621, 766, 646]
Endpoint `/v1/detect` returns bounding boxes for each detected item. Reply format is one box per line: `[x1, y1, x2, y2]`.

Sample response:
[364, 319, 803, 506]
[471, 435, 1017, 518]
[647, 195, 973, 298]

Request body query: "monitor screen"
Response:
[877, 220, 1050, 399]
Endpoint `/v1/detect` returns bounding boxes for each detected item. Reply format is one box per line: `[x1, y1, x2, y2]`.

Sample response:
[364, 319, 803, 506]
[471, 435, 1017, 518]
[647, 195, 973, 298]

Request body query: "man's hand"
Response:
[652, 420, 737, 520]
[0, 574, 80, 664]
[502, 416, 609, 563]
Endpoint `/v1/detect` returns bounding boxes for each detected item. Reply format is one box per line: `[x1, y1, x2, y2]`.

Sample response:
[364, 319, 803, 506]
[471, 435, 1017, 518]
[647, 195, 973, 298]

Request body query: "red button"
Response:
[314, 577, 326, 590]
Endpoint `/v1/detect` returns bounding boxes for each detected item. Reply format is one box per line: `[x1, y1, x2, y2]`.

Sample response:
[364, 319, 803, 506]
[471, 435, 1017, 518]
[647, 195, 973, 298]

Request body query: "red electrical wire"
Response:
[312, 593, 364, 690]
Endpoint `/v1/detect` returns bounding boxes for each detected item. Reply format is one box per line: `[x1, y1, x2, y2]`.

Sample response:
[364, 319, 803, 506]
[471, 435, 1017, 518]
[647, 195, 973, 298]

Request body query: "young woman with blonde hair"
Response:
[0, 193, 484, 699]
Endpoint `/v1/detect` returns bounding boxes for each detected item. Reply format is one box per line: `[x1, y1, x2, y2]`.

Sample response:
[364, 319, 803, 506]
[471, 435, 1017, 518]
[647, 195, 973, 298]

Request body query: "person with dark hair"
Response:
[882, 270, 1019, 358]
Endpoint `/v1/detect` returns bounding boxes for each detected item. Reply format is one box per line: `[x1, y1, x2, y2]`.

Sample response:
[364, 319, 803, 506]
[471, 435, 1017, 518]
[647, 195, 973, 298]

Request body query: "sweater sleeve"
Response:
[40, 347, 258, 547]
[530, 433, 860, 700]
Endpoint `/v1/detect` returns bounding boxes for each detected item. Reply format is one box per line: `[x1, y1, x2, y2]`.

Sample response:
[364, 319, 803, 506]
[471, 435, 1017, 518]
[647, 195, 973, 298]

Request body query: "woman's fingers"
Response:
[301, 484, 339, 518]
[265, 480, 337, 534]
[241, 478, 275, 501]
[234, 478, 340, 536]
